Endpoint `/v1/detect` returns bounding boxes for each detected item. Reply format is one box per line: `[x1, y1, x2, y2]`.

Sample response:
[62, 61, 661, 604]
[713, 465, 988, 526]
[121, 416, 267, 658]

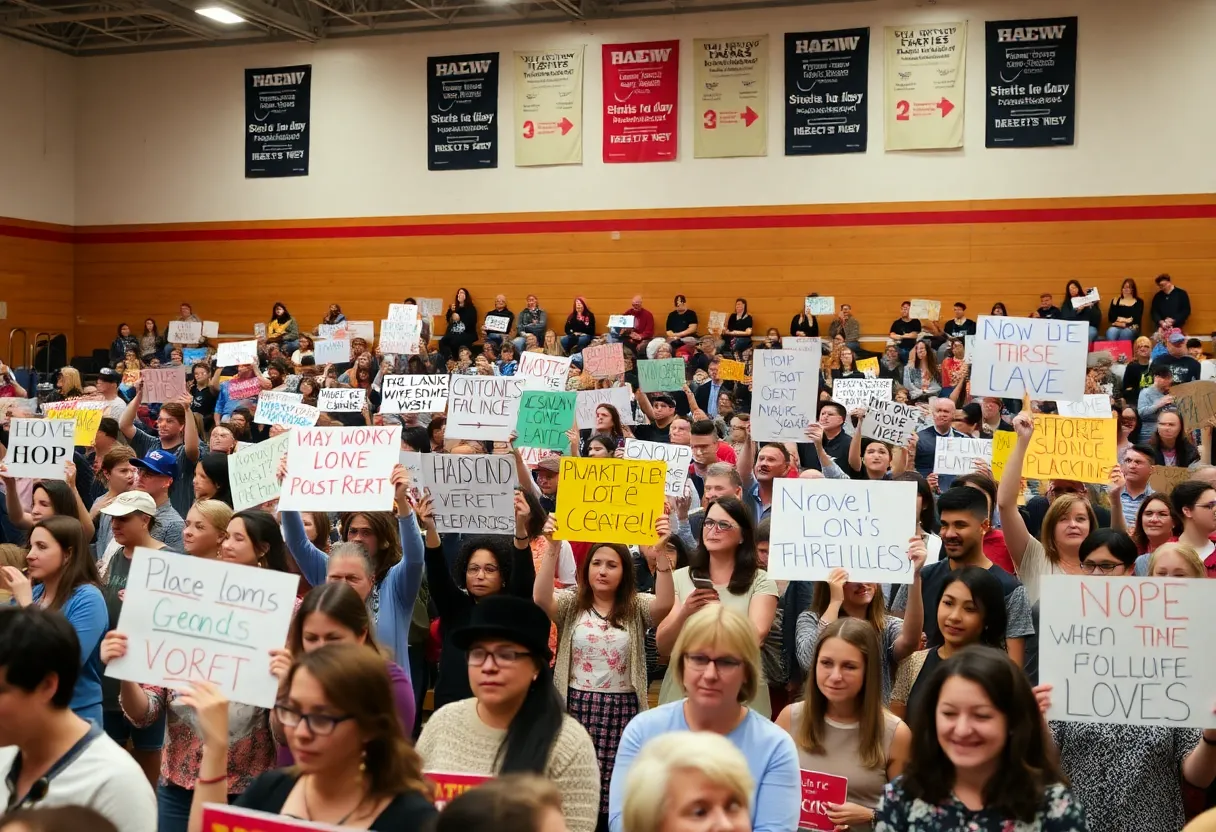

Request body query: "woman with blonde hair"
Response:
[779, 619, 911, 831]
[623, 732, 755, 832]
[53, 366, 84, 401]
[543, 330, 564, 356]
[1147, 541, 1205, 578]
[609, 606, 800, 832]
[181, 499, 232, 559]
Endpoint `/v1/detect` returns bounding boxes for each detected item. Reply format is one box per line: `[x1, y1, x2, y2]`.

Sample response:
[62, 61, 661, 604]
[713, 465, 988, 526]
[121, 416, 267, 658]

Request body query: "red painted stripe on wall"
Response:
[6, 201, 1216, 246]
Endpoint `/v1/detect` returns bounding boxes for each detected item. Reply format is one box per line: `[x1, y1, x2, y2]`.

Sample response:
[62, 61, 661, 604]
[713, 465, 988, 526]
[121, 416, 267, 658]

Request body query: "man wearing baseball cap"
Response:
[632, 391, 678, 444]
[128, 450, 184, 551]
[117, 376, 202, 519]
[94, 368, 126, 421]
[1159, 329, 1202, 384]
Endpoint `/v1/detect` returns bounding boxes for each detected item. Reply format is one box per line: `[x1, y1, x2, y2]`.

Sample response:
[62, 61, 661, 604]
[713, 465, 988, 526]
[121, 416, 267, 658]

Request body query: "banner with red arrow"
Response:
[514, 47, 584, 167]
[693, 36, 769, 158]
[883, 22, 967, 150]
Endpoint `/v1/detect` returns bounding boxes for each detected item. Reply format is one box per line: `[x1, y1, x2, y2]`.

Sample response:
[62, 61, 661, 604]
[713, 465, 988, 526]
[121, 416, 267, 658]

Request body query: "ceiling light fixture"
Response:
[196, 6, 246, 23]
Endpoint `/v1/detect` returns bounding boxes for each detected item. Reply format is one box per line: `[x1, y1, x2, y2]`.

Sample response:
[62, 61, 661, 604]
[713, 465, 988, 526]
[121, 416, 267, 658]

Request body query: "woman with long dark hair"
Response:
[1061, 279, 1100, 343]
[1106, 278, 1144, 341]
[111, 323, 140, 366]
[562, 297, 597, 355]
[3, 476, 95, 542]
[417, 595, 599, 832]
[192, 453, 232, 506]
[722, 299, 754, 354]
[655, 496, 778, 716]
[1149, 409, 1200, 468]
[902, 340, 941, 403]
[265, 302, 299, 355]
[439, 288, 478, 359]
[877, 647, 1085, 830]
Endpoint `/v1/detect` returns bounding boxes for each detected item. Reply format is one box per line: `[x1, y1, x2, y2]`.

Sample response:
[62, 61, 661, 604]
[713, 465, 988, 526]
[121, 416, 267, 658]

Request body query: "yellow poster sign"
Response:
[693, 36, 768, 158]
[990, 430, 1017, 481]
[884, 22, 967, 150]
[1022, 415, 1117, 485]
[514, 47, 584, 167]
[555, 457, 666, 545]
[46, 407, 104, 446]
[718, 359, 748, 382]
[856, 357, 879, 377]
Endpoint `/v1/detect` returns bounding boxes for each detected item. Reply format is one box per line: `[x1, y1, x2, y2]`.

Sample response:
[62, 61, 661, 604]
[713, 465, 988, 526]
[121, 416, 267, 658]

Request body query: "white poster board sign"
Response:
[346, 321, 375, 342]
[518, 352, 572, 392]
[860, 399, 923, 445]
[447, 376, 527, 442]
[142, 368, 189, 404]
[484, 315, 511, 333]
[228, 432, 291, 511]
[970, 316, 1088, 402]
[781, 337, 822, 354]
[933, 436, 994, 475]
[608, 315, 636, 329]
[215, 340, 259, 367]
[167, 320, 203, 344]
[379, 374, 449, 415]
[418, 298, 446, 319]
[398, 450, 425, 487]
[768, 479, 918, 584]
[253, 392, 317, 428]
[106, 548, 298, 708]
[4, 418, 74, 479]
[1056, 394, 1113, 419]
[575, 386, 637, 430]
[805, 296, 835, 316]
[317, 323, 348, 340]
[317, 387, 366, 413]
[202, 320, 219, 339]
[909, 299, 941, 321]
[832, 378, 893, 414]
[751, 350, 820, 443]
[279, 426, 402, 512]
[1040, 575, 1216, 729]
[313, 337, 351, 365]
[379, 320, 420, 355]
[1071, 288, 1100, 310]
[388, 303, 419, 325]
[422, 453, 518, 535]
[625, 439, 692, 498]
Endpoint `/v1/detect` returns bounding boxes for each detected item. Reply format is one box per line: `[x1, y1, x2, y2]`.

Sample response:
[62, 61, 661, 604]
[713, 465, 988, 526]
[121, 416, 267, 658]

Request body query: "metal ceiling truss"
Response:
[0, 0, 868, 55]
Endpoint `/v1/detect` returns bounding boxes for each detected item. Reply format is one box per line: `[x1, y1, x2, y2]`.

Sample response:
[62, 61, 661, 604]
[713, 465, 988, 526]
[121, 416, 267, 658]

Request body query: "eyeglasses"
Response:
[1081, 561, 1125, 575]
[468, 647, 532, 667]
[685, 654, 744, 671]
[703, 519, 739, 532]
[466, 564, 500, 576]
[1196, 502, 1216, 512]
[274, 704, 353, 736]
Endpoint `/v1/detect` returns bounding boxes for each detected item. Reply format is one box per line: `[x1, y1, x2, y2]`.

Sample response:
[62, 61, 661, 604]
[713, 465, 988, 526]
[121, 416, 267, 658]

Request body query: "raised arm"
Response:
[533, 522, 561, 621]
[891, 539, 927, 662]
[387, 465, 425, 618]
[63, 462, 95, 542]
[737, 427, 756, 489]
[279, 509, 330, 587]
[633, 387, 656, 423]
[1108, 466, 1128, 534]
[180, 393, 201, 463]
[117, 378, 144, 440]
[2, 473, 32, 529]
[848, 409, 866, 472]
[997, 411, 1035, 570]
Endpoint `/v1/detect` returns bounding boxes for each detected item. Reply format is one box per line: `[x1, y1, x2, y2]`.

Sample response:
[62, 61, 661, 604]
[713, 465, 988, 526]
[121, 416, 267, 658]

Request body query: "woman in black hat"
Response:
[416, 595, 600, 832]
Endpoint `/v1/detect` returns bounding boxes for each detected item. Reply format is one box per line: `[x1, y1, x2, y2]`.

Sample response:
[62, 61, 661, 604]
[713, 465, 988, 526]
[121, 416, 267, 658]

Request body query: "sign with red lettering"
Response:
[203, 803, 342, 831]
[279, 425, 402, 512]
[1039, 575, 1216, 729]
[425, 771, 492, 809]
[970, 316, 1087, 402]
[602, 40, 679, 163]
[106, 548, 299, 708]
[799, 770, 848, 831]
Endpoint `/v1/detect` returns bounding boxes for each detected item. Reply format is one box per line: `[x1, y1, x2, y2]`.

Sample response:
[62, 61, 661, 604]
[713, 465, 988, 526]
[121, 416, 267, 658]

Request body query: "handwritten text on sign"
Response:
[575, 387, 637, 430]
[969, 316, 1087, 402]
[516, 391, 577, 451]
[279, 426, 402, 512]
[768, 479, 918, 584]
[447, 376, 527, 442]
[638, 359, 686, 392]
[625, 438, 692, 498]
[4, 418, 74, 479]
[379, 374, 449, 415]
[426, 772, 492, 810]
[861, 399, 922, 445]
[423, 453, 518, 535]
[228, 433, 290, 512]
[583, 343, 625, 378]
[1172, 381, 1216, 434]
[555, 457, 666, 546]
[317, 387, 366, 413]
[254, 392, 318, 428]
[142, 368, 188, 403]
[44, 403, 104, 446]
[799, 770, 849, 832]
[752, 350, 820, 443]
[933, 437, 994, 476]
[107, 549, 298, 708]
[518, 352, 571, 391]
[1039, 575, 1216, 729]
[1023, 415, 1117, 485]
[832, 378, 892, 414]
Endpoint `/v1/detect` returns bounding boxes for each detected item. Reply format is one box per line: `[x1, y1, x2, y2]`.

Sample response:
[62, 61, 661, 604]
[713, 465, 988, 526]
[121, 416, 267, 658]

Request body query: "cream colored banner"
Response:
[693, 36, 768, 158]
[884, 22, 967, 150]
[514, 47, 584, 166]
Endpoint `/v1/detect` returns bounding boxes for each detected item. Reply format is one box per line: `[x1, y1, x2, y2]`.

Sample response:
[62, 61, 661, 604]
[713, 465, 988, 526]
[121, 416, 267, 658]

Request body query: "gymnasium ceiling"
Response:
[0, 0, 868, 54]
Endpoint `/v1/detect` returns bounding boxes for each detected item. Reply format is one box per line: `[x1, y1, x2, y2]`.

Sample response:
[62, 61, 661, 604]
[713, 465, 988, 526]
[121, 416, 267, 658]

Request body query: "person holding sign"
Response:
[609, 606, 800, 832]
[533, 516, 675, 829]
[2, 468, 96, 544]
[417, 596, 600, 832]
[848, 408, 898, 481]
[621, 732, 754, 832]
[778, 620, 912, 832]
[562, 297, 597, 355]
[439, 288, 478, 360]
[183, 644, 436, 832]
[1061, 280, 1101, 344]
[877, 647, 1084, 831]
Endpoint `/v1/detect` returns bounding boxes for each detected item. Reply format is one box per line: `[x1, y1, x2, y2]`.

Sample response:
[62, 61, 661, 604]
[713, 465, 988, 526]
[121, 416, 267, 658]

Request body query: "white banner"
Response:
[514, 47, 584, 166]
[279, 426, 402, 511]
[215, 340, 259, 367]
[422, 453, 518, 535]
[167, 320, 202, 344]
[313, 337, 351, 365]
[379, 374, 449, 415]
[379, 320, 420, 355]
[625, 439, 692, 498]
[1056, 394, 1113, 419]
[884, 22, 968, 150]
[752, 350, 820, 442]
[832, 378, 892, 413]
[781, 336, 822, 354]
[253, 392, 318, 428]
[447, 376, 527, 441]
[933, 436, 994, 475]
[860, 398, 922, 445]
[970, 315, 1088, 402]
[768, 479, 918, 584]
[693, 37, 768, 158]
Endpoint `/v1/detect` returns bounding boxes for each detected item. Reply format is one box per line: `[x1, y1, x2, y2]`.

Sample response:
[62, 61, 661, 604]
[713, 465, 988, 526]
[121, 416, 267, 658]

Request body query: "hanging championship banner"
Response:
[602, 40, 679, 163]
[985, 18, 1076, 148]
[428, 52, 500, 170]
[784, 28, 869, 156]
[244, 65, 311, 178]
[693, 36, 768, 158]
[884, 23, 967, 150]
[514, 47, 584, 166]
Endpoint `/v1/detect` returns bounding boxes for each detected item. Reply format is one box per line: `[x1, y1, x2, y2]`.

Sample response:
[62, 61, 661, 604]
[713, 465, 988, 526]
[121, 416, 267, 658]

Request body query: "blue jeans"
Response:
[1086, 326, 1098, 344]
[562, 334, 592, 354]
[1105, 327, 1135, 341]
[605, 328, 624, 344]
[158, 783, 241, 832]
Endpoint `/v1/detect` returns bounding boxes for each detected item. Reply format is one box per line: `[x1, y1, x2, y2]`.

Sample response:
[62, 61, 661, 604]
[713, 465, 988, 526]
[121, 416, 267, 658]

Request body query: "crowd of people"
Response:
[0, 275, 1213, 832]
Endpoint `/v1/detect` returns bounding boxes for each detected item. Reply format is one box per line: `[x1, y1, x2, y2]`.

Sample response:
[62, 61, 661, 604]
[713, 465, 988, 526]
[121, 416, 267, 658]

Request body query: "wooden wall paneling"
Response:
[0, 230, 75, 367]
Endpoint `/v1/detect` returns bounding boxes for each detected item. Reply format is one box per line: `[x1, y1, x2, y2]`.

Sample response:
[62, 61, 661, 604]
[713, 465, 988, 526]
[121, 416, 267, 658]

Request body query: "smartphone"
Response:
[617, 437, 626, 450]
[691, 576, 715, 592]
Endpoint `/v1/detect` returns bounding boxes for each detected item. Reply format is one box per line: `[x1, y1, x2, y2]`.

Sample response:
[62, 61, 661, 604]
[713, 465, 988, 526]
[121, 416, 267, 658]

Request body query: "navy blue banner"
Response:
[244, 64, 311, 178]
[428, 52, 500, 171]
[985, 18, 1077, 148]
[784, 28, 869, 156]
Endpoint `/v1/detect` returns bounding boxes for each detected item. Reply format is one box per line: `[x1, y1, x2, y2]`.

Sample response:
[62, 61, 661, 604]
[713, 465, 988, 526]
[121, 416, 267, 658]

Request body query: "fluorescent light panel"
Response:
[196, 6, 246, 23]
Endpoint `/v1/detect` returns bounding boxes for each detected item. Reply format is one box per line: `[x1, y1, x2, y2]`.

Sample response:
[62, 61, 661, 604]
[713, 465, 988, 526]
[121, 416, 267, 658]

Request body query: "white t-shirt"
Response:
[0, 731, 157, 832]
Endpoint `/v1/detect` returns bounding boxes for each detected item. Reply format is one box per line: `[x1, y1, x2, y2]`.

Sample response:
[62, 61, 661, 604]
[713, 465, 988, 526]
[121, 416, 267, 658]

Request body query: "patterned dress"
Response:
[875, 777, 1088, 831]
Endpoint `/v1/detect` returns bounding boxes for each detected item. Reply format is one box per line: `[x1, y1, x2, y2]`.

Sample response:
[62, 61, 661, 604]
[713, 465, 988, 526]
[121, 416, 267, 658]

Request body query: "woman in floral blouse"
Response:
[875, 646, 1087, 832]
[533, 515, 674, 831]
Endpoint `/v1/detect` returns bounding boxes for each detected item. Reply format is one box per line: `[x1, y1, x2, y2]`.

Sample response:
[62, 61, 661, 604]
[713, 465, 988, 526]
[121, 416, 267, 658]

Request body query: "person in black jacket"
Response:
[1105, 278, 1144, 341]
[561, 297, 596, 355]
[1150, 273, 1191, 330]
[439, 287, 478, 360]
[1060, 280, 1100, 343]
[109, 324, 140, 367]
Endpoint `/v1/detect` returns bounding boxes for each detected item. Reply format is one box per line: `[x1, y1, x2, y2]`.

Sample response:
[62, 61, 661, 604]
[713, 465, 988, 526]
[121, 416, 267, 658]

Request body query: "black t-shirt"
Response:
[915, 559, 1023, 646]
[790, 314, 819, 338]
[190, 383, 217, 417]
[666, 310, 698, 337]
[942, 318, 977, 339]
[236, 770, 437, 831]
[1035, 305, 1062, 319]
[725, 314, 753, 335]
[1159, 353, 1202, 385]
[633, 421, 672, 444]
[889, 318, 922, 346]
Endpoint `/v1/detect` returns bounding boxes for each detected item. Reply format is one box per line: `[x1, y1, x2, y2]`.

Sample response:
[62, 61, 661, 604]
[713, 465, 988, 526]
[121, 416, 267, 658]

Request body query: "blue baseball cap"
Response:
[131, 448, 177, 479]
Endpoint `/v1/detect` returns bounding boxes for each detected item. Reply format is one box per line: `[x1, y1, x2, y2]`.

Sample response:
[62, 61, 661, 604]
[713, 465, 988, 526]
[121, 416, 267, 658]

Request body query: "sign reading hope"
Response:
[279, 426, 402, 512]
[1040, 575, 1216, 729]
[106, 549, 298, 708]
[970, 316, 1088, 402]
[5, 418, 74, 479]
[554, 457, 666, 546]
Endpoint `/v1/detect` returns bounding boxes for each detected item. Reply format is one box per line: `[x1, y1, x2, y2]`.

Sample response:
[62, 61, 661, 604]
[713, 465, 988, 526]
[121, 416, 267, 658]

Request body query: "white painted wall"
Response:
[0, 36, 77, 225]
[59, 0, 1216, 225]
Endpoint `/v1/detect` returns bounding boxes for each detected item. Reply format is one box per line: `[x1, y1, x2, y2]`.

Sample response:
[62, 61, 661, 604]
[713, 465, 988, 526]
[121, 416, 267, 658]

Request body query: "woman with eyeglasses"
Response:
[609, 605, 800, 832]
[417, 595, 600, 832]
[655, 496, 779, 717]
[183, 644, 436, 832]
[1076, 529, 1138, 576]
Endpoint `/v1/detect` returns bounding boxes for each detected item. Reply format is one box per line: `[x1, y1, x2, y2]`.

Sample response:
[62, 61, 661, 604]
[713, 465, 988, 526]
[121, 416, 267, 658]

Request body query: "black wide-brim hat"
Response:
[451, 595, 553, 661]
